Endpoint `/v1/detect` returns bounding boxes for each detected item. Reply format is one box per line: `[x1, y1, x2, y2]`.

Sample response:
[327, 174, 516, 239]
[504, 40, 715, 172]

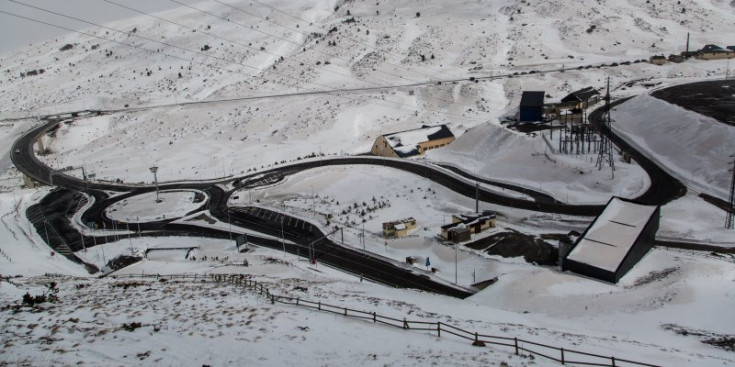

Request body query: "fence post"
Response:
[474, 332, 479, 343]
[514, 338, 519, 355]
[437, 322, 441, 337]
[561, 348, 565, 365]
[403, 318, 408, 330]
[270, 294, 275, 304]
[611, 356, 616, 367]
[296, 297, 300, 306]
[373, 312, 376, 322]
[318, 302, 321, 311]
[344, 307, 347, 316]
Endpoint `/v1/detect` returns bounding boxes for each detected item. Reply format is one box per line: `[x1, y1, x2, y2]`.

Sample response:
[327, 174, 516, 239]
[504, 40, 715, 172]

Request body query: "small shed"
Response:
[560, 87, 601, 110]
[562, 197, 660, 283]
[649, 55, 667, 65]
[440, 211, 496, 240]
[448, 227, 471, 243]
[668, 54, 685, 63]
[383, 217, 417, 238]
[519, 91, 545, 122]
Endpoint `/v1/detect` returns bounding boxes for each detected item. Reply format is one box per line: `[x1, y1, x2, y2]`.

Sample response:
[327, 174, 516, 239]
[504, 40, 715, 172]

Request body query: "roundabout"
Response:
[105, 190, 207, 223]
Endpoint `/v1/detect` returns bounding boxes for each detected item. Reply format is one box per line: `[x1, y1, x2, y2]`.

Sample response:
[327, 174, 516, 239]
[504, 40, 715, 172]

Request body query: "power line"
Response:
[105, 0, 388, 90]
[243, 0, 461, 81]
[204, 0, 417, 82]
[4, 2, 484, 123]
[164, 0, 458, 105]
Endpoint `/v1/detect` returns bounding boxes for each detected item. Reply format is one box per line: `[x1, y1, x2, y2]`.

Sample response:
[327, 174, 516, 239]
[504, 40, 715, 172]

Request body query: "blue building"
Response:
[519, 91, 545, 122]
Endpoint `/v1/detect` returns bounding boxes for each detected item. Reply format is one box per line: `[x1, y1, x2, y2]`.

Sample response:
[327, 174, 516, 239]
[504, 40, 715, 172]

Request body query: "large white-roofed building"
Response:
[562, 197, 660, 283]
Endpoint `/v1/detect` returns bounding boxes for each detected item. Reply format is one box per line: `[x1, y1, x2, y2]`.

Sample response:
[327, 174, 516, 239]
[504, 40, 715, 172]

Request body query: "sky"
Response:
[0, 0, 199, 55]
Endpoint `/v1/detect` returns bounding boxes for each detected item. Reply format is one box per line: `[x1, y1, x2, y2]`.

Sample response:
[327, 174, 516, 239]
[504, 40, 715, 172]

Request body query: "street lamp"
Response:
[226, 209, 232, 240]
[280, 217, 286, 257]
[149, 166, 161, 203]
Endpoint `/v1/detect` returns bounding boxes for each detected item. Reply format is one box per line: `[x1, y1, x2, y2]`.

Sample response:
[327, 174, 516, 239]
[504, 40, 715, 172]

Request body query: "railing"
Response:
[35, 272, 660, 366]
[207, 273, 661, 367]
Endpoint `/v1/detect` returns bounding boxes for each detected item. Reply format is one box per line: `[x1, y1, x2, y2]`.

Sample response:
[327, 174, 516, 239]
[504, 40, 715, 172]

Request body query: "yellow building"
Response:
[371, 125, 455, 158]
[382, 218, 417, 238]
[696, 44, 735, 60]
[440, 212, 496, 241]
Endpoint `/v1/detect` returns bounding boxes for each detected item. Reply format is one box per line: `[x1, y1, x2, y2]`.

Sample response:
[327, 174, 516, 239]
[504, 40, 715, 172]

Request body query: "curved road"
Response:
[10, 94, 697, 293]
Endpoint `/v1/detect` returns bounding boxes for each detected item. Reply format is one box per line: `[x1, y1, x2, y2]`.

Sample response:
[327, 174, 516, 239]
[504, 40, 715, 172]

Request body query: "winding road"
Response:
[9, 90, 703, 296]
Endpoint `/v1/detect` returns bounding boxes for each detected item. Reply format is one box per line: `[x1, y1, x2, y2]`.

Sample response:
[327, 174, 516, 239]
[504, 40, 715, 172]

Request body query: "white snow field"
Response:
[1, 0, 734, 366]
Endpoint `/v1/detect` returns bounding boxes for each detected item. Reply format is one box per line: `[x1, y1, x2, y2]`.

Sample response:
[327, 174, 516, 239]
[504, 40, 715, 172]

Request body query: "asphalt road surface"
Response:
[651, 79, 735, 126]
[12, 90, 719, 292]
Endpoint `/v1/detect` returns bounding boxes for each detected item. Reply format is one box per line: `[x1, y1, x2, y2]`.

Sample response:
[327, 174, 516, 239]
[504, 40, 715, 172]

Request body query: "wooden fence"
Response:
[208, 274, 661, 367]
[42, 272, 661, 367]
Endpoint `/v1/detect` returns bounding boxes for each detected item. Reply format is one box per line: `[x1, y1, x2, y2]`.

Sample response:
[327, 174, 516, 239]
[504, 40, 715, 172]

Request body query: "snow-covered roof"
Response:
[383, 125, 454, 157]
[561, 87, 600, 103]
[566, 198, 658, 272]
[700, 44, 730, 53]
[394, 223, 407, 230]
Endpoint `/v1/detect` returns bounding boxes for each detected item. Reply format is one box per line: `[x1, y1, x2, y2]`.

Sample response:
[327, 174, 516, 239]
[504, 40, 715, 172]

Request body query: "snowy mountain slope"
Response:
[1, 1, 735, 365]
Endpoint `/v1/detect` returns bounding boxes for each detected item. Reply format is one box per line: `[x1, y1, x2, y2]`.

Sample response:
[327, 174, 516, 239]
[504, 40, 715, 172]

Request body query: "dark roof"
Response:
[520, 91, 545, 108]
[426, 124, 454, 141]
[700, 44, 730, 53]
[383, 124, 454, 158]
[441, 211, 496, 230]
[727, 46, 735, 51]
[561, 87, 600, 103]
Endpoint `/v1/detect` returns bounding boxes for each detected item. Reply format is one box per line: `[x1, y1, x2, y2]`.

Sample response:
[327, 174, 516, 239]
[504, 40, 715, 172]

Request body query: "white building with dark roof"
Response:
[562, 197, 660, 283]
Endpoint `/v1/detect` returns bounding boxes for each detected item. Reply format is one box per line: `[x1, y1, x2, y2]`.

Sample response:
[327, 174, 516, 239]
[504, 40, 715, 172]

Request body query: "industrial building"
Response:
[562, 197, 660, 283]
[519, 91, 545, 122]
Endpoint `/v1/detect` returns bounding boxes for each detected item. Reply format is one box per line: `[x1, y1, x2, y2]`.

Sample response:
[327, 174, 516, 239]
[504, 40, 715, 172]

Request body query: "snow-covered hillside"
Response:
[1, 0, 734, 188]
[1, 0, 735, 366]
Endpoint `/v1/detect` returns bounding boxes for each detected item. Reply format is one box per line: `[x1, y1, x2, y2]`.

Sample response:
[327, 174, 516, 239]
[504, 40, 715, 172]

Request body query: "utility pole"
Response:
[475, 182, 479, 213]
[596, 77, 616, 178]
[81, 166, 90, 197]
[726, 154, 735, 230]
[280, 217, 286, 257]
[227, 210, 232, 240]
[43, 220, 50, 245]
[454, 245, 458, 285]
[362, 220, 366, 250]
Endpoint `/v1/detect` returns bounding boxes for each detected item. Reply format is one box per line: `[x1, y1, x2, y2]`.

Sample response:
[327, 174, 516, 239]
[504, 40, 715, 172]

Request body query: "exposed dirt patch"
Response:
[662, 324, 735, 352]
[628, 267, 678, 288]
[465, 231, 558, 266]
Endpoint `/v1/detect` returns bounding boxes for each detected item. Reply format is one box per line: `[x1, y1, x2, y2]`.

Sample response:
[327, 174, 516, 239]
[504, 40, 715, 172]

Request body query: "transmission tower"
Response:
[726, 154, 735, 229]
[596, 77, 616, 178]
